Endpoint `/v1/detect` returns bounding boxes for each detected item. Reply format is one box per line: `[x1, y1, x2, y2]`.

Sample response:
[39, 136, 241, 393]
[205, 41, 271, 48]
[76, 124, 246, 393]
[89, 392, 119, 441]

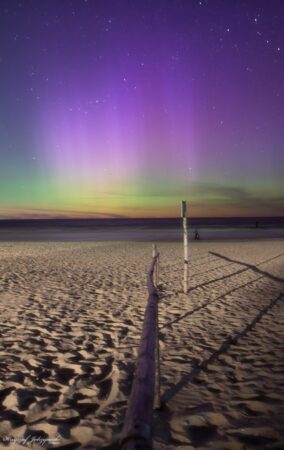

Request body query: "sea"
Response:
[0, 217, 284, 241]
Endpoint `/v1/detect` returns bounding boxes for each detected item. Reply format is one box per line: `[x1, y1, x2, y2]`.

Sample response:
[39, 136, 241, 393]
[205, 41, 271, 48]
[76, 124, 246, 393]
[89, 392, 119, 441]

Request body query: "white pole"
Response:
[181, 201, 188, 293]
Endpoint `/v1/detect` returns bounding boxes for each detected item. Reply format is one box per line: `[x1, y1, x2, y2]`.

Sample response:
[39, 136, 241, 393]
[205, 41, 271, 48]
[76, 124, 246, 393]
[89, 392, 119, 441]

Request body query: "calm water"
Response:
[0, 218, 284, 241]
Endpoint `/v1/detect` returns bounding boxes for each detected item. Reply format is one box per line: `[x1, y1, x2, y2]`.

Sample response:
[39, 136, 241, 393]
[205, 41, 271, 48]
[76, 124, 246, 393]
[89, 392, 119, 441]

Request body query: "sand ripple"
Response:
[0, 240, 283, 449]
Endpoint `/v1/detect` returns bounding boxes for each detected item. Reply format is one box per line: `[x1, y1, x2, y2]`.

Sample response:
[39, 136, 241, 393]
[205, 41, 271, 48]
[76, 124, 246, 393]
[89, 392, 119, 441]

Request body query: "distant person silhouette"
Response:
[194, 230, 200, 240]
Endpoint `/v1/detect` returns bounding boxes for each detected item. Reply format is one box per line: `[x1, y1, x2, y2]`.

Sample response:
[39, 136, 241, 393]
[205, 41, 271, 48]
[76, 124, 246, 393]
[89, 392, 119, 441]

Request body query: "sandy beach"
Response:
[0, 240, 283, 449]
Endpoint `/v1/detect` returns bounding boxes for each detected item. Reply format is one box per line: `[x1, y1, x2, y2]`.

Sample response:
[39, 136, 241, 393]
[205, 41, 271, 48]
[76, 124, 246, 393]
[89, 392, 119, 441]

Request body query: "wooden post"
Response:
[152, 244, 161, 409]
[119, 251, 160, 449]
[152, 244, 158, 286]
[155, 314, 161, 410]
[181, 200, 188, 293]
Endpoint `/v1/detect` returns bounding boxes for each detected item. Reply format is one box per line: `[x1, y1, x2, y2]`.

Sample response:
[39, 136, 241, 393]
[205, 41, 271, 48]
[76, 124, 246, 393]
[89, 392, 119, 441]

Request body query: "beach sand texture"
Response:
[0, 240, 283, 449]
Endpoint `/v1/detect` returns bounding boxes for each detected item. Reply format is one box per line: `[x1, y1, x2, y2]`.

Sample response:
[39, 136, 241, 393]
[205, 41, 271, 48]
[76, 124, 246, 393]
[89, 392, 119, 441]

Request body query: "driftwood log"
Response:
[119, 251, 159, 450]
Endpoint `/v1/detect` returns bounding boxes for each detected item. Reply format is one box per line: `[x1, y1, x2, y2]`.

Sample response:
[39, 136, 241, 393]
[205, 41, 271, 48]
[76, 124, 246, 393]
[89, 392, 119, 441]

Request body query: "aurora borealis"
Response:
[0, 0, 284, 219]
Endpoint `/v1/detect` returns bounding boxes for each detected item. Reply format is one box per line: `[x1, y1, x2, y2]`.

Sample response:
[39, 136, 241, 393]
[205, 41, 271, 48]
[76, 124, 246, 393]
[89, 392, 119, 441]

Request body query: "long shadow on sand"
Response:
[161, 292, 284, 405]
[185, 251, 284, 295]
[159, 274, 264, 331]
[210, 251, 284, 284]
[161, 252, 284, 300]
[160, 252, 284, 330]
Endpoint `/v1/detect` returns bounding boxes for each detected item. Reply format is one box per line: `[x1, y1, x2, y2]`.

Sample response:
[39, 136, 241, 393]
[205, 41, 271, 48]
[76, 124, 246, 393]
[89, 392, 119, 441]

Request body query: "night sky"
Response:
[1, 0, 283, 219]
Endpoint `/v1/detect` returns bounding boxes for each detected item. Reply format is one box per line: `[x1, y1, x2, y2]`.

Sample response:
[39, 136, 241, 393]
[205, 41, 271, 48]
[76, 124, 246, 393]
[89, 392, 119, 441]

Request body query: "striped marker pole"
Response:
[181, 201, 188, 293]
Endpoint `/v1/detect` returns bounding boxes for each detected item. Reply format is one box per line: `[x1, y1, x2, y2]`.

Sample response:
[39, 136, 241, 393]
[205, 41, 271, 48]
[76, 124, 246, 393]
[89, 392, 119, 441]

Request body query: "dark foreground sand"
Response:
[0, 240, 283, 449]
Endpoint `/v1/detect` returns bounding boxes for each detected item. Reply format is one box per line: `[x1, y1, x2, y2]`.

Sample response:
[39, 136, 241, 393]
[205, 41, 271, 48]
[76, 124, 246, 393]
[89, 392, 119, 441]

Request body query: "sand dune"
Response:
[0, 240, 283, 449]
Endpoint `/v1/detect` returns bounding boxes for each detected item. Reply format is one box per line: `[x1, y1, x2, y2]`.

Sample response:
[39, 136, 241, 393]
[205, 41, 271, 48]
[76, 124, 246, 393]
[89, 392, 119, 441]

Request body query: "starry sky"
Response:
[0, 0, 284, 219]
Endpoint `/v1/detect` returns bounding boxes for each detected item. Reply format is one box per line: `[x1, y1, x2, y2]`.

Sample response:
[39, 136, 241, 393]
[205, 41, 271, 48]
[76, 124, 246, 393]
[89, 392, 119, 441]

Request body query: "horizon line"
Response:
[1, 215, 284, 221]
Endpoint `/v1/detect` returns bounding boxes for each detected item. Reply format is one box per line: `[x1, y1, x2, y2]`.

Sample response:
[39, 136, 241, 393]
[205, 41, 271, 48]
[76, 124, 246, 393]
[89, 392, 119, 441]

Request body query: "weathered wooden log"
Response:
[119, 252, 159, 450]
